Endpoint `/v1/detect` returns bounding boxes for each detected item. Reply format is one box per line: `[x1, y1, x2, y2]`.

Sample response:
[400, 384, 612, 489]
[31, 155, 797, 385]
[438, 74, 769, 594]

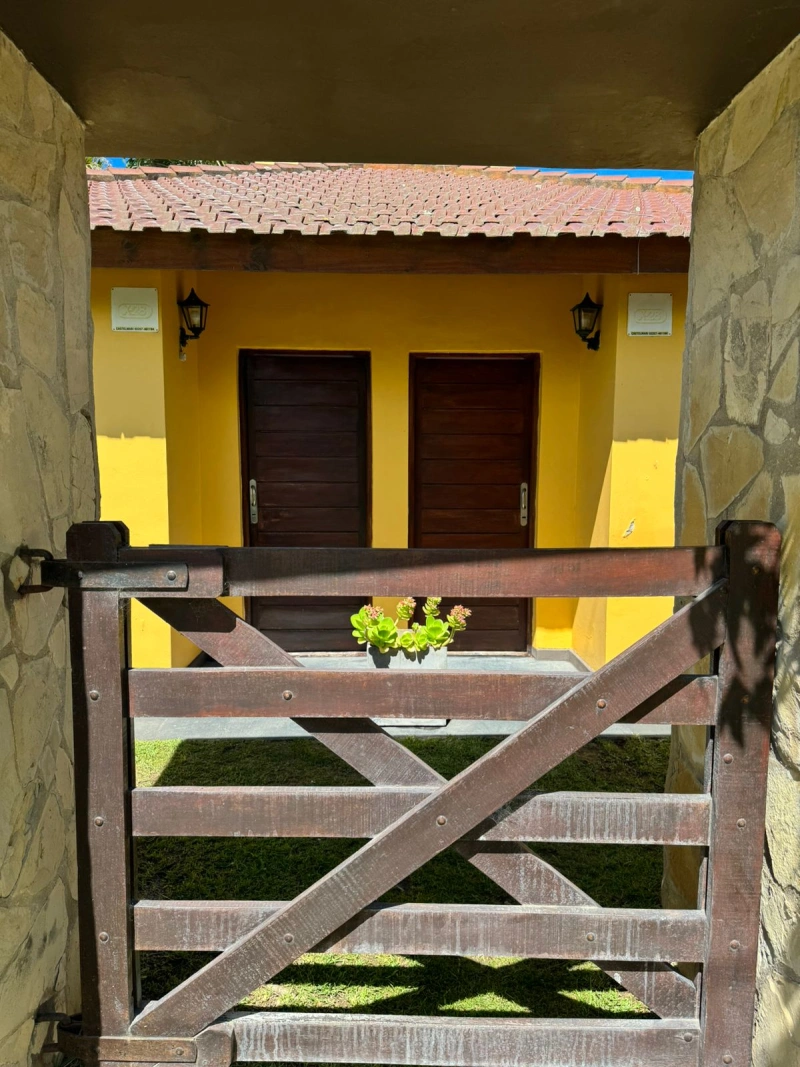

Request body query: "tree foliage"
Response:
[126, 158, 240, 168]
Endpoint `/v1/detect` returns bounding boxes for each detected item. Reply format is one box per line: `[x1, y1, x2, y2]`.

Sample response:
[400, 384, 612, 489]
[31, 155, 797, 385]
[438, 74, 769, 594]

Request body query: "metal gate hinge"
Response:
[20, 557, 191, 594]
[15, 548, 55, 594]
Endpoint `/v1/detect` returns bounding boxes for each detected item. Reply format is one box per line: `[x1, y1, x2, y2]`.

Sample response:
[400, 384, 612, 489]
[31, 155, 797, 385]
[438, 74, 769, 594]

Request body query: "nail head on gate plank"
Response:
[282, 690, 293, 701]
[596, 699, 607, 709]
[89, 690, 99, 701]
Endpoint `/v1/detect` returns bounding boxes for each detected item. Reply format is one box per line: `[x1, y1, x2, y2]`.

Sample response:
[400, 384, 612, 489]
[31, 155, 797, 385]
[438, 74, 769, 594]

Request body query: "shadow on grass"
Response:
[141, 951, 650, 1019]
[135, 735, 671, 1018]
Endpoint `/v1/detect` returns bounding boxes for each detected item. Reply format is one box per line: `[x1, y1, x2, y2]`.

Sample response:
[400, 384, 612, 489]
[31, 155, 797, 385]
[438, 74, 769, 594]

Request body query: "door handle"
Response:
[520, 482, 528, 527]
[249, 479, 258, 525]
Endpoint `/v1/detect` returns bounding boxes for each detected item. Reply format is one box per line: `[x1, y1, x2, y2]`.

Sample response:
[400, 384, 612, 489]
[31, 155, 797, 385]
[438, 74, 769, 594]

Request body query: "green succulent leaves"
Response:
[350, 596, 471, 653]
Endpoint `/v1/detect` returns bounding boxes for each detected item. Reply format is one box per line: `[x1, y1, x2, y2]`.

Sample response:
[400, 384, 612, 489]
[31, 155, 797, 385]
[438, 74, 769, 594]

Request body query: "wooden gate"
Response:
[31, 519, 779, 1067]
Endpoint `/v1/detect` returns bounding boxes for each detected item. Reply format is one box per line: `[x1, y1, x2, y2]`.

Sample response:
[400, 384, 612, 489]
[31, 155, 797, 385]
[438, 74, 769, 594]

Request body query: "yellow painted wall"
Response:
[571, 274, 688, 667]
[604, 274, 687, 662]
[571, 274, 616, 667]
[92, 266, 686, 668]
[92, 269, 173, 666]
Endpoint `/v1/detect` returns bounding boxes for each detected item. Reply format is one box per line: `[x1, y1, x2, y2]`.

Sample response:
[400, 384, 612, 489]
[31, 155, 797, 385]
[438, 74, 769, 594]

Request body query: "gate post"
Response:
[701, 521, 780, 1067]
[67, 521, 136, 1034]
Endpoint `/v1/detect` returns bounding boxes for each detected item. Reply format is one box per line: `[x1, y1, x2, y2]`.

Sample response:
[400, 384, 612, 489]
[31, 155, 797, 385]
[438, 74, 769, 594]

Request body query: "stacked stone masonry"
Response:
[0, 30, 96, 1067]
[669, 35, 800, 1067]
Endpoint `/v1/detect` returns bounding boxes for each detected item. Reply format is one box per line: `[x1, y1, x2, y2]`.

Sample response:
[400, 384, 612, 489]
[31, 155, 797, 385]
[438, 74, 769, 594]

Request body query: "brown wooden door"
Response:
[411, 355, 538, 651]
[241, 351, 370, 651]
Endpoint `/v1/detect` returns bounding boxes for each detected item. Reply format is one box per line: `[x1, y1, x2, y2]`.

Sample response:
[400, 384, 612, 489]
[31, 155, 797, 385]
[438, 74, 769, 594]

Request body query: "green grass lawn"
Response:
[135, 734, 671, 1020]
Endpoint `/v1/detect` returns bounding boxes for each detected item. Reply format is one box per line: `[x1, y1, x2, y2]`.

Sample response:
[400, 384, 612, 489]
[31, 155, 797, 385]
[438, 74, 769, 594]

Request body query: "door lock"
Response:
[520, 482, 529, 527]
[249, 479, 258, 525]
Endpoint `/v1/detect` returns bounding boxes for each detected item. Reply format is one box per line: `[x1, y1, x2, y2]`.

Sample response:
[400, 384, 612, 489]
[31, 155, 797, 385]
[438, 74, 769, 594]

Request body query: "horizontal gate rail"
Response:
[45, 544, 728, 598]
[131, 786, 712, 845]
[219, 545, 726, 598]
[133, 900, 707, 961]
[38, 519, 779, 1067]
[228, 1013, 702, 1067]
[128, 668, 717, 723]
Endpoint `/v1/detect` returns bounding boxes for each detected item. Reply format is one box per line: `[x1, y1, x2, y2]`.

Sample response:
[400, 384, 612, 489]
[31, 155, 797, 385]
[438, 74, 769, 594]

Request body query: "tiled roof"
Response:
[87, 163, 692, 238]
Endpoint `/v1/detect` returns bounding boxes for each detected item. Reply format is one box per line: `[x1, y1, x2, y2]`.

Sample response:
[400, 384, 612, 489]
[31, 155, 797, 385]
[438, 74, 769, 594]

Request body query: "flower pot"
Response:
[366, 644, 448, 670]
[367, 643, 448, 726]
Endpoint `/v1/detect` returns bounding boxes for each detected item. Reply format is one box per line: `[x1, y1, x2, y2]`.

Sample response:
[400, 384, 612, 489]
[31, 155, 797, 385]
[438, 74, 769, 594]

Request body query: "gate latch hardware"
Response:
[249, 479, 259, 525]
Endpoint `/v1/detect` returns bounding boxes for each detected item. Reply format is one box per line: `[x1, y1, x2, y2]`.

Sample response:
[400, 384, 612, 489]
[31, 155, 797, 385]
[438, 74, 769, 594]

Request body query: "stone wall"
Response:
[669, 35, 800, 1067]
[0, 31, 96, 1067]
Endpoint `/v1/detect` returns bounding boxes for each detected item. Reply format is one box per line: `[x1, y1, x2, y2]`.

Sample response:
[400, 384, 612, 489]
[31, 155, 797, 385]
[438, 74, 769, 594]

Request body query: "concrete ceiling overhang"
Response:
[1, 1, 798, 167]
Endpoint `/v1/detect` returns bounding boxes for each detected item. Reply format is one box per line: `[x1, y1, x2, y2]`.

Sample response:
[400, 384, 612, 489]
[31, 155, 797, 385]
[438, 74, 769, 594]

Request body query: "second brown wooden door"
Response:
[411, 355, 538, 651]
[241, 351, 370, 651]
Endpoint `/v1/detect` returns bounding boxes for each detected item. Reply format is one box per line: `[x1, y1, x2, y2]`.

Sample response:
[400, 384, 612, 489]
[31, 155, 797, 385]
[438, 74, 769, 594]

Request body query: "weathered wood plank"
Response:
[128, 668, 717, 724]
[130, 582, 726, 1036]
[131, 787, 711, 846]
[140, 596, 299, 666]
[222, 545, 725, 598]
[228, 1012, 701, 1067]
[482, 791, 711, 846]
[133, 900, 706, 961]
[701, 523, 780, 1067]
[67, 523, 136, 1034]
[131, 785, 430, 838]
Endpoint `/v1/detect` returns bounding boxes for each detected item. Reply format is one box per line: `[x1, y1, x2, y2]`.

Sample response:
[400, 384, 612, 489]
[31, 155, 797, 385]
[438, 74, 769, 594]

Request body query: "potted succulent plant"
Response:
[350, 597, 471, 669]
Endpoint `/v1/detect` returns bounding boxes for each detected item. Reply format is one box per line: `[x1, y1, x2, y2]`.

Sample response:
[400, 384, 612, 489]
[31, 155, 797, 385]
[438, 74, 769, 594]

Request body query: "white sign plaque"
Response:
[111, 287, 159, 332]
[627, 292, 673, 336]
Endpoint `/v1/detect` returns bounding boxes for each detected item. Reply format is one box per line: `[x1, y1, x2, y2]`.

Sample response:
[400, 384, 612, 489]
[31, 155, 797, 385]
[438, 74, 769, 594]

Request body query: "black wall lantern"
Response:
[571, 293, 602, 351]
[177, 288, 209, 357]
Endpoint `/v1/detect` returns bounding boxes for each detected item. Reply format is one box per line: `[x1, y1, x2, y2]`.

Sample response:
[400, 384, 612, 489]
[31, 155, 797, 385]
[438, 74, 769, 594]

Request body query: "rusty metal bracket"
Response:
[36, 559, 190, 593]
[57, 1026, 197, 1063]
[19, 551, 192, 595]
[54, 1021, 233, 1067]
[121, 546, 226, 597]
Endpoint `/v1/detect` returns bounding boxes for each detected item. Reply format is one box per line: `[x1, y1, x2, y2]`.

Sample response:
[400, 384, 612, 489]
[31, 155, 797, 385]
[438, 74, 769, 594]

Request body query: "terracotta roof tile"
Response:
[87, 163, 692, 238]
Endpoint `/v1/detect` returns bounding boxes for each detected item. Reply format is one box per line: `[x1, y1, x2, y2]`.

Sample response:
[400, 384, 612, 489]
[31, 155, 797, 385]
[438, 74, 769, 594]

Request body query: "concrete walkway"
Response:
[133, 652, 670, 741]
